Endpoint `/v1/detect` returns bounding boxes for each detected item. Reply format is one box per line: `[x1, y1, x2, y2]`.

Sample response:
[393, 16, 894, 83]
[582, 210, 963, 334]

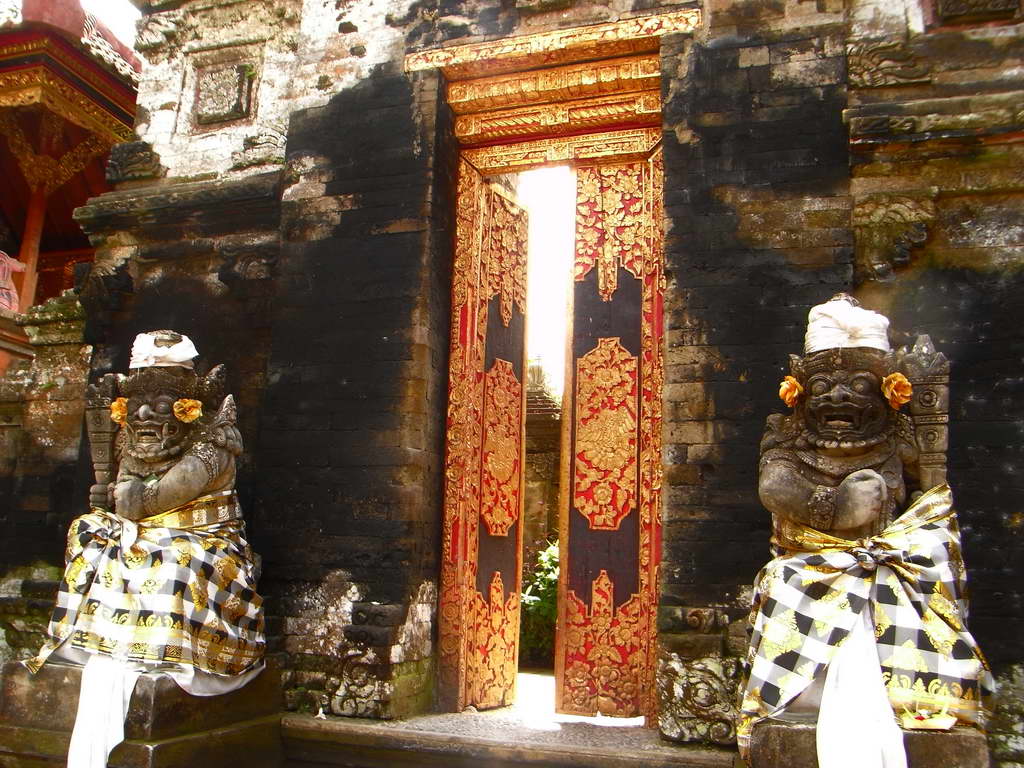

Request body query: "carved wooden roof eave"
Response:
[404, 9, 701, 82]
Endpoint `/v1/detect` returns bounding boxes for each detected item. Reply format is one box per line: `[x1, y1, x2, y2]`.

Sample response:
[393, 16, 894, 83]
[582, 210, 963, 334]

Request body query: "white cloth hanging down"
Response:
[816, 609, 907, 768]
[66, 654, 143, 768]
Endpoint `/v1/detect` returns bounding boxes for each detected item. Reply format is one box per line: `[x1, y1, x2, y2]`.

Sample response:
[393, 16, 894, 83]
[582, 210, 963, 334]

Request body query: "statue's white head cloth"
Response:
[129, 331, 198, 369]
[804, 295, 890, 354]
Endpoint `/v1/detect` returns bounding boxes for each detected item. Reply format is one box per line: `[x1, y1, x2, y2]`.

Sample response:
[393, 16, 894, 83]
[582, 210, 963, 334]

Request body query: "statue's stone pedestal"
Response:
[0, 657, 282, 767]
[748, 721, 990, 768]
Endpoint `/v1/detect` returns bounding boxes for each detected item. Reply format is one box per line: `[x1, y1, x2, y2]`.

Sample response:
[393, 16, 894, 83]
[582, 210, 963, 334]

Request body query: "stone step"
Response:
[282, 713, 736, 768]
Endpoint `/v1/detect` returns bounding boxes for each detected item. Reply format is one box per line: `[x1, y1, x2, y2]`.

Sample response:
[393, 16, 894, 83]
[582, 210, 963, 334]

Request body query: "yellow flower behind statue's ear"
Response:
[173, 398, 203, 423]
[778, 376, 803, 408]
[110, 397, 128, 425]
[882, 373, 913, 410]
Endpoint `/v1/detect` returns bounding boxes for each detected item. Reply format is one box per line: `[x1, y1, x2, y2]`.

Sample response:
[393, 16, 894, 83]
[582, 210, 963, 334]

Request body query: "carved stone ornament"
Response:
[658, 652, 740, 745]
[852, 193, 937, 282]
[105, 141, 166, 184]
[195, 65, 254, 125]
[135, 11, 181, 54]
[847, 41, 930, 89]
[329, 647, 389, 718]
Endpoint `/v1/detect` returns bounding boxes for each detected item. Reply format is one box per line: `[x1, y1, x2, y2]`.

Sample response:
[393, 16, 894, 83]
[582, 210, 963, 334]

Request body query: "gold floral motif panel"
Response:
[440, 158, 527, 712]
[575, 161, 654, 301]
[455, 90, 660, 146]
[463, 127, 660, 175]
[573, 338, 638, 531]
[405, 9, 700, 80]
[560, 571, 645, 716]
[484, 186, 527, 327]
[556, 147, 663, 720]
[466, 571, 520, 709]
[481, 359, 523, 537]
[447, 55, 660, 115]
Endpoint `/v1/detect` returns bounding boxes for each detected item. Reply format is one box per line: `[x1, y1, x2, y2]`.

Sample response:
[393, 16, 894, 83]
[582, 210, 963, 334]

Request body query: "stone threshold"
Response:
[282, 713, 737, 768]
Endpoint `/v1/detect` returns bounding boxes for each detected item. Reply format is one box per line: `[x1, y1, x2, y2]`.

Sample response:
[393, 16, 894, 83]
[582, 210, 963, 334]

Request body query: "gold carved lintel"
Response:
[0, 66, 134, 144]
[455, 90, 660, 145]
[405, 10, 700, 80]
[463, 127, 661, 175]
[447, 55, 660, 115]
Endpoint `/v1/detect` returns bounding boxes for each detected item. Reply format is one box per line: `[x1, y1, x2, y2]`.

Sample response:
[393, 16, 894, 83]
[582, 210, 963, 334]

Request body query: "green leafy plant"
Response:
[519, 540, 558, 668]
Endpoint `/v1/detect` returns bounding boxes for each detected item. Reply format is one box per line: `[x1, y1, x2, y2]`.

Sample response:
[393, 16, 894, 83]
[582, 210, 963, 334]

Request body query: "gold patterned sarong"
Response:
[28, 492, 264, 676]
[737, 485, 992, 753]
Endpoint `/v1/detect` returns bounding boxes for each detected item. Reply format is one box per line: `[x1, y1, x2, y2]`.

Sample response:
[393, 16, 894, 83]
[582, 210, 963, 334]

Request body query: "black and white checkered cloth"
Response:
[28, 493, 264, 676]
[738, 484, 993, 752]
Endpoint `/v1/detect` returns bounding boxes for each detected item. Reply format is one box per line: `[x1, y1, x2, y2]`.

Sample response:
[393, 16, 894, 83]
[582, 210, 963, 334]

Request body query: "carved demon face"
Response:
[803, 368, 889, 448]
[124, 390, 193, 462]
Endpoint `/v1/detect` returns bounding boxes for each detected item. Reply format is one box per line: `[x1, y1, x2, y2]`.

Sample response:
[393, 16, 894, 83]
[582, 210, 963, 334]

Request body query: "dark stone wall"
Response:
[658, 19, 852, 637]
[252, 67, 454, 717]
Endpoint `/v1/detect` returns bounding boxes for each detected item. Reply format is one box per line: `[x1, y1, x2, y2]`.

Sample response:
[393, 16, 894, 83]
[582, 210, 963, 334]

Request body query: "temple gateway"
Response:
[0, 0, 1023, 766]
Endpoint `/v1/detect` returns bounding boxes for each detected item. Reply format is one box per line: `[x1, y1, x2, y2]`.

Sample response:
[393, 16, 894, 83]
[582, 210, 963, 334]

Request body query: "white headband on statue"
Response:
[804, 296, 890, 354]
[129, 332, 198, 369]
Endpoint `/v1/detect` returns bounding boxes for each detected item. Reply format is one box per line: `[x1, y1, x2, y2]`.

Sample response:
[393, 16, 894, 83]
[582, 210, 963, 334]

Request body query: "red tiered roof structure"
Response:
[0, 0, 138, 370]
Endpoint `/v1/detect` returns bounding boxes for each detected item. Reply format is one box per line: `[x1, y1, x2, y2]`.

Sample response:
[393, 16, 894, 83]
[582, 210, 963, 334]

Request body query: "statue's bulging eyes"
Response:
[852, 376, 872, 394]
[810, 379, 830, 396]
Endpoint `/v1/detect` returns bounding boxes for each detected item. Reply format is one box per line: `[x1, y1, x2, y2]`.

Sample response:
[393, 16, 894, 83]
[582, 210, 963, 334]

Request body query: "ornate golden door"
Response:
[439, 158, 528, 711]
[555, 148, 664, 717]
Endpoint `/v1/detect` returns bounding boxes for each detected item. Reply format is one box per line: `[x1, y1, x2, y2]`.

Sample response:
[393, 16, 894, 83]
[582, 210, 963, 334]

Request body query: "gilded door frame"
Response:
[407, 11, 693, 714]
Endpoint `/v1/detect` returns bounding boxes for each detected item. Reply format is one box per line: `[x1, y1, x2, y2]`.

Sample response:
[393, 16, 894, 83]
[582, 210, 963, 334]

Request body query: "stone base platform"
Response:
[0, 658, 282, 767]
[748, 721, 990, 768]
[283, 713, 736, 768]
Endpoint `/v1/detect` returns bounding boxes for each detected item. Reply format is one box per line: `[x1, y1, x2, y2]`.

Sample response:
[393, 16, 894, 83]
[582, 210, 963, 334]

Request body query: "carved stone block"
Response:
[196, 64, 254, 125]
[105, 141, 166, 184]
[657, 652, 739, 745]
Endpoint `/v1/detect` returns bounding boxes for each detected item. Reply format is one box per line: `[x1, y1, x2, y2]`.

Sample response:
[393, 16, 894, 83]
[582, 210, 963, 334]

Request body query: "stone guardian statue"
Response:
[738, 296, 992, 768]
[27, 330, 265, 766]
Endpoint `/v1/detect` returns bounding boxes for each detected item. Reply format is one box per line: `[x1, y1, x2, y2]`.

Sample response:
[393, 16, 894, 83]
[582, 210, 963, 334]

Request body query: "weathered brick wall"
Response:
[251, 67, 453, 718]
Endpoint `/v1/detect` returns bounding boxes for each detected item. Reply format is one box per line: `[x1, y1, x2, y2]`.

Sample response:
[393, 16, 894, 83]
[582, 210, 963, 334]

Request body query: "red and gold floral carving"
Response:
[573, 338, 638, 531]
[575, 162, 651, 301]
[557, 149, 663, 720]
[463, 127, 660, 175]
[484, 187, 527, 327]
[467, 571, 520, 709]
[561, 571, 645, 716]
[481, 360, 523, 537]
[440, 159, 526, 712]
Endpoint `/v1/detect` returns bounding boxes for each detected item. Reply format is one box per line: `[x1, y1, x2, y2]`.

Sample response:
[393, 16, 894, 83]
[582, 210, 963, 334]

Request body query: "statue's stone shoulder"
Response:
[760, 412, 800, 454]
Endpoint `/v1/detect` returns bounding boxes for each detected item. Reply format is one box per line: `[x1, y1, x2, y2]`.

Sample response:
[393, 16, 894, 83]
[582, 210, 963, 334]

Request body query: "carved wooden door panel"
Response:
[439, 159, 528, 711]
[555, 148, 664, 718]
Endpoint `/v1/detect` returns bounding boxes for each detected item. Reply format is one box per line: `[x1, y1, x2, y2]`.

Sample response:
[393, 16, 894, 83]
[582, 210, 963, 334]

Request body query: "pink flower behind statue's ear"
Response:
[882, 373, 913, 410]
[779, 376, 803, 408]
[110, 397, 127, 424]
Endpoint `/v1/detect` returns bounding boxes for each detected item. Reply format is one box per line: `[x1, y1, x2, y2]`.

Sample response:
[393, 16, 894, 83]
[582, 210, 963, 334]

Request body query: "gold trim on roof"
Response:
[405, 10, 700, 80]
[455, 90, 660, 145]
[447, 55, 660, 115]
[0, 37, 135, 115]
[0, 67, 134, 143]
[462, 127, 661, 174]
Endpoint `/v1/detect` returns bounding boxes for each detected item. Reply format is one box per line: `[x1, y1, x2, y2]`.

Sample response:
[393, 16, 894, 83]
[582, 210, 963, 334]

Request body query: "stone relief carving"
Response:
[196, 64, 255, 125]
[658, 652, 740, 745]
[105, 141, 166, 184]
[135, 11, 182, 54]
[847, 41, 930, 88]
[230, 126, 286, 170]
[852, 193, 936, 281]
[937, 0, 1020, 21]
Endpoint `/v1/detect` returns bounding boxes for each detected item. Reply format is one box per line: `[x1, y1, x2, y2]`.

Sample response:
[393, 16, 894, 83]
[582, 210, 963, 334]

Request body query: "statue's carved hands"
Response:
[89, 483, 112, 510]
[834, 469, 886, 532]
[113, 479, 147, 522]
